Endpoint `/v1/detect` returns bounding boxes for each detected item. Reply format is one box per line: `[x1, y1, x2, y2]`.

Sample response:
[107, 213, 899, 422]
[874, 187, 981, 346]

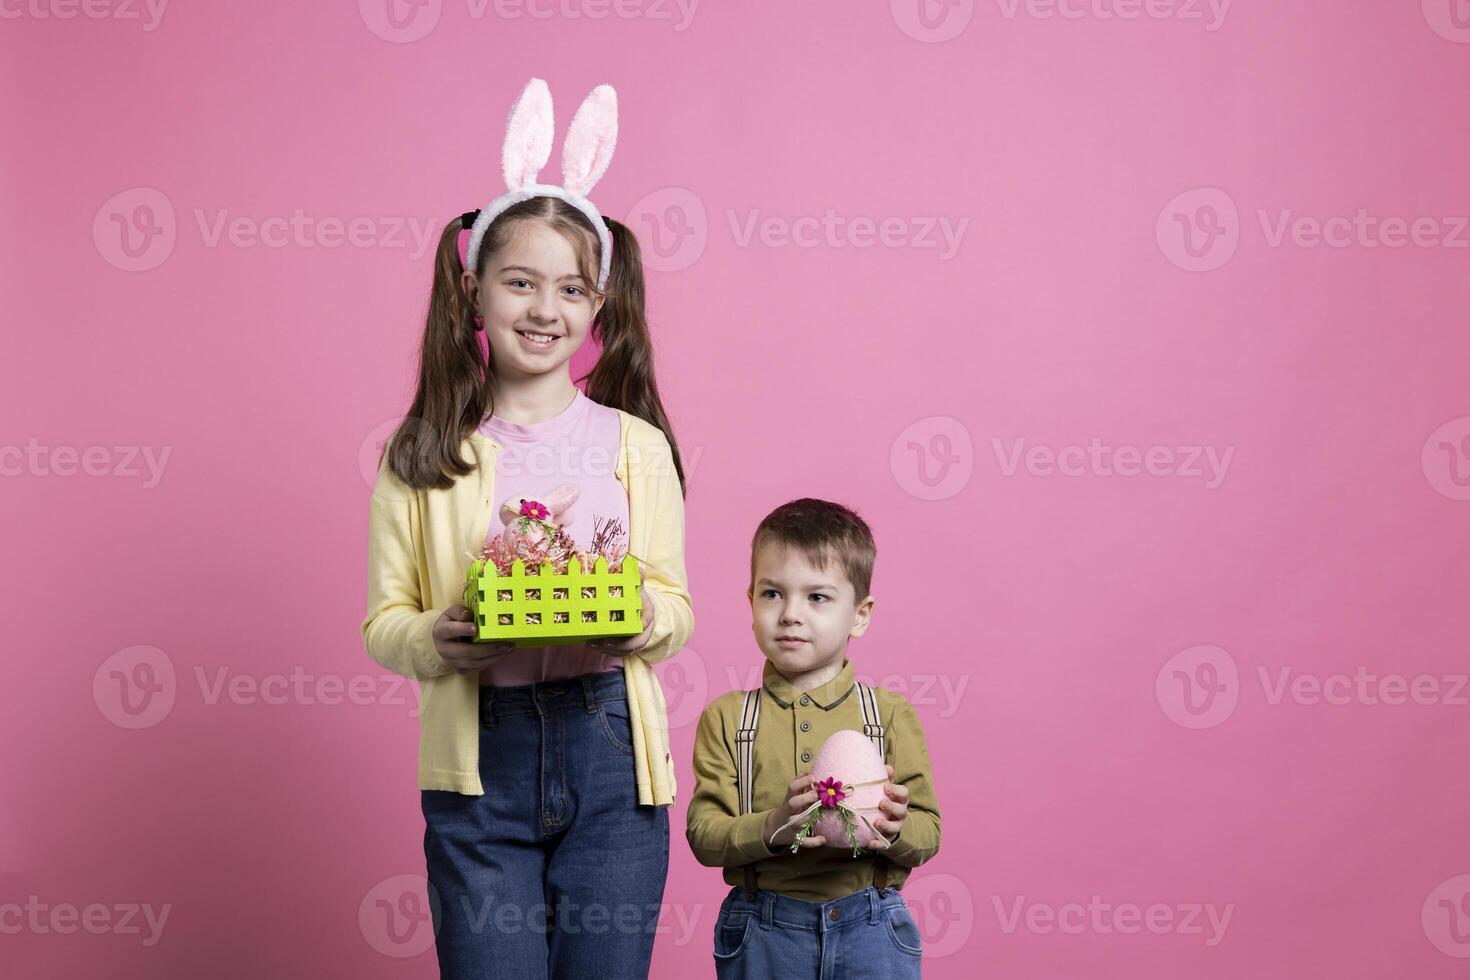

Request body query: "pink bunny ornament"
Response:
[499, 484, 579, 551]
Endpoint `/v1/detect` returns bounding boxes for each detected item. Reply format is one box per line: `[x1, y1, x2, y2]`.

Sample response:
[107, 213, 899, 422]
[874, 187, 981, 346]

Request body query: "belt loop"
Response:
[480, 689, 497, 729]
[759, 891, 774, 930]
[580, 675, 597, 714]
[867, 886, 880, 924]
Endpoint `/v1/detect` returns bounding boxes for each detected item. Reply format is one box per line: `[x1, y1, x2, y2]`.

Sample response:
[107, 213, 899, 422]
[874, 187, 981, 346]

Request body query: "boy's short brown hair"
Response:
[748, 498, 876, 601]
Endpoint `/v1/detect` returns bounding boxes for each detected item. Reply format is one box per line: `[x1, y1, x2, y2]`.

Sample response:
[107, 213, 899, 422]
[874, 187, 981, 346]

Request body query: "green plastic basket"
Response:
[463, 555, 643, 646]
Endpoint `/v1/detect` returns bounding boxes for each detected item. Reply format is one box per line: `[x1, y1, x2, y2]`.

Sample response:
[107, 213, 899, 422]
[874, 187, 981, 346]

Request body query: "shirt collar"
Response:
[761, 659, 857, 710]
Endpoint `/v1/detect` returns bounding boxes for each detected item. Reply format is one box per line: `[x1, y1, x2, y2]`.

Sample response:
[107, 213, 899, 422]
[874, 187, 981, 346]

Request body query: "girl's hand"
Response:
[433, 604, 515, 674]
[863, 764, 909, 847]
[588, 584, 655, 657]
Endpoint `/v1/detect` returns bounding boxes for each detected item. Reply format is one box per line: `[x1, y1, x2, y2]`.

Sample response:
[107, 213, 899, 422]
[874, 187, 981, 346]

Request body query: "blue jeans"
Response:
[420, 670, 670, 980]
[712, 884, 924, 979]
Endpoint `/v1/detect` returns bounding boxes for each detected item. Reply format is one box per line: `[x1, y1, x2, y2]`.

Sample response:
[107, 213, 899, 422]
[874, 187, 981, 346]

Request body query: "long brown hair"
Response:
[380, 196, 685, 496]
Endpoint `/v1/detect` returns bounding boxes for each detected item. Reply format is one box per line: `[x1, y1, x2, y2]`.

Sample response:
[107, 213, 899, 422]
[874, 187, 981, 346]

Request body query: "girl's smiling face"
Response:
[464, 219, 603, 380]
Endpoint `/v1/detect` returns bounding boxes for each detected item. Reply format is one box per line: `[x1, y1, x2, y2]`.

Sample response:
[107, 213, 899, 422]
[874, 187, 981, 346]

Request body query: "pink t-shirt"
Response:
[475, 388, 629, 686]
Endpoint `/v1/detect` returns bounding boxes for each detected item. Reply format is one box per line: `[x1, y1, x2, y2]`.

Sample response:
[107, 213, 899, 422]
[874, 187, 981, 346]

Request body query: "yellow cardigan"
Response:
[361, 408, 694, 805]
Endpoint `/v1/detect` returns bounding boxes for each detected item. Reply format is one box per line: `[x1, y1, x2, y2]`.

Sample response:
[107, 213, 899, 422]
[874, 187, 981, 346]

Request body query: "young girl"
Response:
[362, 79, 694, 979]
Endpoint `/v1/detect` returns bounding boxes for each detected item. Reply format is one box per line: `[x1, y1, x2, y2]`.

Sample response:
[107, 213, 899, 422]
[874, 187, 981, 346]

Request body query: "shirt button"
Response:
[800, 721, 810, 732]
[799, 695, 810, 705]
[828, 908, 841, 921]
[801, 751, 811, 763]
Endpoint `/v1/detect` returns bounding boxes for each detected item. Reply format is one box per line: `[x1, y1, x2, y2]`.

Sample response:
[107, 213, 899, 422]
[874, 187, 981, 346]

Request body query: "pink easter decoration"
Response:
[808, 728, 888, 848]
[499, 484, 579, 551]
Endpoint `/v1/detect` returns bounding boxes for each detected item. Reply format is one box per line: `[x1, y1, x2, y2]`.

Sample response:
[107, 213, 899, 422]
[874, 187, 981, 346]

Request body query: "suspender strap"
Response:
[854, 682, 892, 892]
[736, 689, 761, 816]
[736, 689, 762, 899]
[855, 681, 886, 758]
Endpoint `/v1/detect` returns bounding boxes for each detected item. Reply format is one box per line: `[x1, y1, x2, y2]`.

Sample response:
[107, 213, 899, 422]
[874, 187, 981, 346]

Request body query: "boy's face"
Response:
[747, 542, 873, 681]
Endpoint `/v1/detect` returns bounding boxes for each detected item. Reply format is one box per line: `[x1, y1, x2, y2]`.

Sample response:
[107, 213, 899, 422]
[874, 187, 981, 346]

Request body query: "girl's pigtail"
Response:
[381, 216, 491, 490]
[583, 216, 687, 497]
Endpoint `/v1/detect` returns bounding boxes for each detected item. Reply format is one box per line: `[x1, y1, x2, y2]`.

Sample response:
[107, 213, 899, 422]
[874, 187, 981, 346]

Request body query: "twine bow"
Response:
[772, 772, 891, 856]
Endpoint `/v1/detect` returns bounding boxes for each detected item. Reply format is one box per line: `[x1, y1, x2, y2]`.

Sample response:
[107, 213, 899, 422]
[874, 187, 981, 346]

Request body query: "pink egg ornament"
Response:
[807, 728, 888, 849]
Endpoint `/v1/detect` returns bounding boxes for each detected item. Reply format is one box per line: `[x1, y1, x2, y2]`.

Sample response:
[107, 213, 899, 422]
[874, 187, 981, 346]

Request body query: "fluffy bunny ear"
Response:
[561, 85, 618, 198]
[542, 484, 581, 515]
[502, 78, 555, 192]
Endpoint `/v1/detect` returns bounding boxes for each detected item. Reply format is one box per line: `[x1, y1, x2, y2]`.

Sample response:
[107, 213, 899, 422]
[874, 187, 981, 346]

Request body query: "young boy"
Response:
[686, 498, 941, 979]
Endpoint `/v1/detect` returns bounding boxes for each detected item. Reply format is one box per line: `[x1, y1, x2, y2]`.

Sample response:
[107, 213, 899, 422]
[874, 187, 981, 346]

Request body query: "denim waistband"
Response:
[478, 669, 626, 721]
[722, 886, 905, 933]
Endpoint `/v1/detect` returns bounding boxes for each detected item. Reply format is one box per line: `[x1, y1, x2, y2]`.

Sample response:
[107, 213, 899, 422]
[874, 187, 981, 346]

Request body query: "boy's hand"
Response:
[763, 775, 827, 850]
[865, 764, 909, 848]
[589, 584, 655, 656]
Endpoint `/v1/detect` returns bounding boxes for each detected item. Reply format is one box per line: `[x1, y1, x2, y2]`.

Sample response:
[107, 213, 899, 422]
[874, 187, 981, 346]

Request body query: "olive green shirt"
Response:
[686, 659, 941, 902]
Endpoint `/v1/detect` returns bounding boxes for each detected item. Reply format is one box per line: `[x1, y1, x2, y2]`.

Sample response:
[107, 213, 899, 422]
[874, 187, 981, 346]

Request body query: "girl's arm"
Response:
[361, 458, 456, 682]
[628, 427, 694, 666]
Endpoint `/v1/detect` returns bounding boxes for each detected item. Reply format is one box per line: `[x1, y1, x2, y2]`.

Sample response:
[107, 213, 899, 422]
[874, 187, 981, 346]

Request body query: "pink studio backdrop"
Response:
[4, 2, 1469, 978]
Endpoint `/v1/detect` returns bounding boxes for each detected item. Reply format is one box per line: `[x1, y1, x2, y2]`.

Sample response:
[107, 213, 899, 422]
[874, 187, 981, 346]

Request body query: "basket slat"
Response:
[464, 555, 643, 646]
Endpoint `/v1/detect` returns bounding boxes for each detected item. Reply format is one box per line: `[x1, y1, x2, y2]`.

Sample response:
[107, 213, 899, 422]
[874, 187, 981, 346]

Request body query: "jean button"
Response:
[828, 907, 840, 921]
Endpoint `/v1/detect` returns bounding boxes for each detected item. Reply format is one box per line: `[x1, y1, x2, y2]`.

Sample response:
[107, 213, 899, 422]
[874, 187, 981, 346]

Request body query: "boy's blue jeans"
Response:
[712, 883, 924, 979]
[420, 670, 669, 980]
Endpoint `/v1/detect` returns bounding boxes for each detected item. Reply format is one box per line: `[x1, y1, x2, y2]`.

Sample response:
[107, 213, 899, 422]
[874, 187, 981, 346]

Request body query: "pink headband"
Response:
[462, 78, 618, 290]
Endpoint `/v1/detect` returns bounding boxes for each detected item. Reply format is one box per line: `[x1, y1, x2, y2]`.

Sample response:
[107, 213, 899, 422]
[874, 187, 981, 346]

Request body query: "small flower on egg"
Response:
[520, 499, 550, 521]
[815, 777, 846, 808]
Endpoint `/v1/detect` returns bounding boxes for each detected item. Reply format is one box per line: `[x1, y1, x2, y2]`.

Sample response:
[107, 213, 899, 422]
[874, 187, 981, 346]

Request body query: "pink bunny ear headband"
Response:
[461, 77, 618, 290]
